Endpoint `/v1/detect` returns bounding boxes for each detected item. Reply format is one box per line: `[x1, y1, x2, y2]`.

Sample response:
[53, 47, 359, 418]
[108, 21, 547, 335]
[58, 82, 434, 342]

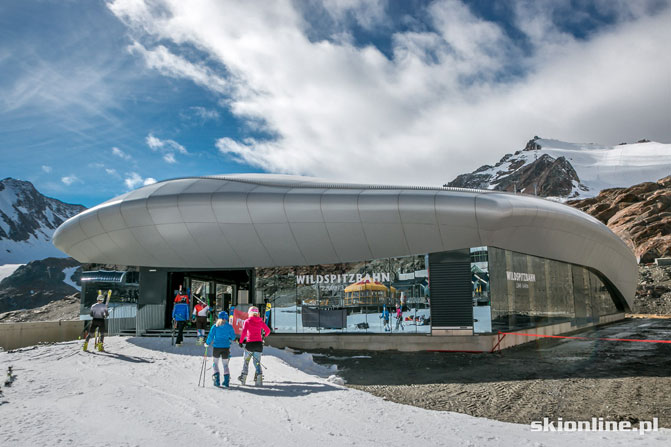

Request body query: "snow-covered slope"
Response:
[0, 178, 85, 264]
[447, 138, 671, 199]
[0, 337, 667, 446]
[0, 264, 23, 282]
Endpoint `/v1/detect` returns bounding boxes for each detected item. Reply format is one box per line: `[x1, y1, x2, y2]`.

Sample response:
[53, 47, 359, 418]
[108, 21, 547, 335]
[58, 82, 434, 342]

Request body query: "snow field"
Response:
[0, 337, 669, 446]
[0, 264, 23, 282]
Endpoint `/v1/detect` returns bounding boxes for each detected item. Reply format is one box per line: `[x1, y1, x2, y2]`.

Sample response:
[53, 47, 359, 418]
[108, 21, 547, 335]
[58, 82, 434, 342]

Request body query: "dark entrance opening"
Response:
[164, 269, 253, 329]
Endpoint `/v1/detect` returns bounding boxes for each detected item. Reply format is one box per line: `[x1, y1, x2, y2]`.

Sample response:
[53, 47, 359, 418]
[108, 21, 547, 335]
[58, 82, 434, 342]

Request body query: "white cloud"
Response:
[163, 153, 176, 163]
[124, 172, 142, 189]
[41, 165, 52, 173]
[188, 106, 220, 121]
[109, 0, 671, 185]
[112, 147, 132, 160]
[124, 172, 157, 189]
[128, 42, 229, 95]
[145, 133, 187, 154]
[61, 175, 80, 186]
[322, 0, 388, 30]
[105, 168, 119, 177]
[146, 133, 187, 164]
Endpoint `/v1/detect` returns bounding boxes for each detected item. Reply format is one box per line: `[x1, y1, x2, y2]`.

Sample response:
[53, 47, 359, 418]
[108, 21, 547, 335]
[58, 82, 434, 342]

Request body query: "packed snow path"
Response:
[0, 337, 668, 446]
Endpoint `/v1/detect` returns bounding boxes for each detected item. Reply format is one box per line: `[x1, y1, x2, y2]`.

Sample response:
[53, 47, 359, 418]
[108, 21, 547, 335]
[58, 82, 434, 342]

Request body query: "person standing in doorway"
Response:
[174, 285, 189, 305]
[192, 299, 210, 345]
[238, 306, 271, 386]
[205, 311, 237, 387]
[83, 292, 109, 352]
[172, 296, 190, 346]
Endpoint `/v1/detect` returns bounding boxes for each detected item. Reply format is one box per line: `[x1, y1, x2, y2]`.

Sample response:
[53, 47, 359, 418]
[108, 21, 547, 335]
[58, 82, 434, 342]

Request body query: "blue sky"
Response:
[1, 0, 669, 207]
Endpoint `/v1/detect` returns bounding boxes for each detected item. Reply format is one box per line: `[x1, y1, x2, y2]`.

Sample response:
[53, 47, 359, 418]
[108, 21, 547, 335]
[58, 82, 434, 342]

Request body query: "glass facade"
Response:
[488, 247, 619, 332]
[80, 270, 139, 319]
[257, 255, 431, 334]
[470, 247, 491, 333]
[255, 246, 620, 335]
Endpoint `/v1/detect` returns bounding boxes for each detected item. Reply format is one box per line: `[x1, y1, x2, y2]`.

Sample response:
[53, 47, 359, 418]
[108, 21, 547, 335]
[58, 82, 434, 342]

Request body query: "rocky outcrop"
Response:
[446, 138, 588, 197]
[0, 257, 81, 313]
[568, 176, 671, 263]
[634, 264, 671, 314]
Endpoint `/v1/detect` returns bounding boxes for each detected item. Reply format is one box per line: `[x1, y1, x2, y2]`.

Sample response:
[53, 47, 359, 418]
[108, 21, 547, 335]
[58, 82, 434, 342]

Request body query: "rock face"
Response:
[634, 264, 671, 315]
[0, 178, 85, 264]
[447, 138, 588, 197]
[568, 176, 671, 263]
[446, 137, 671, 200]
[0, 257, 81, 313]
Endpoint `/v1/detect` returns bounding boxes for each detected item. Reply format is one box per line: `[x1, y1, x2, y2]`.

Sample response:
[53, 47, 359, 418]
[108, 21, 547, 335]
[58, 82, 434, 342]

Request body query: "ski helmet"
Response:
[248, 306, 259, 316]
[218, 311, 228, 320]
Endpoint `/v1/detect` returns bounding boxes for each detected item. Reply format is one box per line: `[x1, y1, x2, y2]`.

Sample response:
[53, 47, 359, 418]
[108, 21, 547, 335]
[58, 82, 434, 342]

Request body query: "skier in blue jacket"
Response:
[172, 296, 190, 346]
[205, 311, 237, 387]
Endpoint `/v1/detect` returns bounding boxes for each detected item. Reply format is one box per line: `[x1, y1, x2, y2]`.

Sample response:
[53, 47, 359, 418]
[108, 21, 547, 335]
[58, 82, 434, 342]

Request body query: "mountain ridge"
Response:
[0, 177, 86, 264]
[446, 137, 671, 199]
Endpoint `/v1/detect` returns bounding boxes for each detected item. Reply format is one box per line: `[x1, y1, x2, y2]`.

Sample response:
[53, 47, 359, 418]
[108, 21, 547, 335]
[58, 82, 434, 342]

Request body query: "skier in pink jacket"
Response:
[237, 306, 271, 386]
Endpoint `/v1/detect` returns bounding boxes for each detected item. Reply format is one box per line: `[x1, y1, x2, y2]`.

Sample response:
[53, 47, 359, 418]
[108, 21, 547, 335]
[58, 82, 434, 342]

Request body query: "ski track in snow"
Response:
[1, 337, 669, 446]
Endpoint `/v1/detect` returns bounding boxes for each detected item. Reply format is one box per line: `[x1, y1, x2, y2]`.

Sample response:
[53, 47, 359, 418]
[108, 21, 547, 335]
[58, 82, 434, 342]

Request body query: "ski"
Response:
[171, 319, 176, 346]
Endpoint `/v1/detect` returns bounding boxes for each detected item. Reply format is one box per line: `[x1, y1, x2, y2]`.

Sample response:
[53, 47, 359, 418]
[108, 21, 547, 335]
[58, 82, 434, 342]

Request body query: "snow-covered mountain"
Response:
[0, 178, 85, 264]
[447, 138, 671, 199]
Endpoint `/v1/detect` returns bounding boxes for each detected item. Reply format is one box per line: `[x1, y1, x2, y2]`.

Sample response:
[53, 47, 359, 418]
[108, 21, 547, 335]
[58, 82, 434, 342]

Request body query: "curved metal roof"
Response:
[53, 174, 637, 309]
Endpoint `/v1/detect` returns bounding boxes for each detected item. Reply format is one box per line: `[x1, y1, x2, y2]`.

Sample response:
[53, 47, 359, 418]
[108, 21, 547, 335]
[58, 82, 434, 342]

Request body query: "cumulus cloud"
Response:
[41, 165, 52, 173]
[109, 0, 671, 185]
[61, 175, 80, 185]
[124, 172, 158, 189]
[112, 147, 132, 160]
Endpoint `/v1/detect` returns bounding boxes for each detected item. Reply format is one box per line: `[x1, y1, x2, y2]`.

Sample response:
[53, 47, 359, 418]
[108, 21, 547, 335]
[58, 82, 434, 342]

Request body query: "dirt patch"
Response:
[0, 293, 79, 323]
[311, 318, 671, 427]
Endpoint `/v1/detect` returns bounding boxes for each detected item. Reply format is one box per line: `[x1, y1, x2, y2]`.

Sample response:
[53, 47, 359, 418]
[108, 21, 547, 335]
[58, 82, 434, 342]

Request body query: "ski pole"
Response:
[198, 346, 208, 387]
[201, 346, 208, 387]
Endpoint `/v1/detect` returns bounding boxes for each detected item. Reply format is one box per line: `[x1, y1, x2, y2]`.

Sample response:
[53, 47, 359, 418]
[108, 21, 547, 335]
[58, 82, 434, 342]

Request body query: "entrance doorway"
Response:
[164, 269, 253, 328]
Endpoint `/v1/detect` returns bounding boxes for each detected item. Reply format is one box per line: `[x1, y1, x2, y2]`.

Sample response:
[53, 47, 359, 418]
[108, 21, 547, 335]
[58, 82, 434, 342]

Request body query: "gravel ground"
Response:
[636, 264, 671, 315]
[0, 294, 79, 323]
[311, 318, 671, 427]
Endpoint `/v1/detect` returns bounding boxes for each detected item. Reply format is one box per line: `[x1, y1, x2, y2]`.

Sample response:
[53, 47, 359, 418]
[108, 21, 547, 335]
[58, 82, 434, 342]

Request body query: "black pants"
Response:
[85, 319, 105, 343]
[175, 321, 186, 344]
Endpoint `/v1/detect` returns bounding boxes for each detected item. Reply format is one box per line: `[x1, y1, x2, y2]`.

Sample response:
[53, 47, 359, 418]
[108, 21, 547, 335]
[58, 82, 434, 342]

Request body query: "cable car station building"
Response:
[53, 175, 636, 352]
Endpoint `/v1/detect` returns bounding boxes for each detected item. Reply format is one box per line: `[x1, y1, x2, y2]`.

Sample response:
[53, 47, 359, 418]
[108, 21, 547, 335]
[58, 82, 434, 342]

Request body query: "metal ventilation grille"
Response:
[429, 251, 473, 328]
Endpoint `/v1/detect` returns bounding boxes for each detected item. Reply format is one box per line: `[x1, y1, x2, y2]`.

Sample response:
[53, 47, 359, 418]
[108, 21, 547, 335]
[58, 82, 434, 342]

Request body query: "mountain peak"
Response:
[446, 138, 671, 200]
[0, 178, 86, 264]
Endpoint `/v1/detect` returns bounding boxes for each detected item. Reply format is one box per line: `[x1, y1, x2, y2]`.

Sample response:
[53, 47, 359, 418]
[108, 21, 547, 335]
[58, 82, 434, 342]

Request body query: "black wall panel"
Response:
[429, 250, 473, 328]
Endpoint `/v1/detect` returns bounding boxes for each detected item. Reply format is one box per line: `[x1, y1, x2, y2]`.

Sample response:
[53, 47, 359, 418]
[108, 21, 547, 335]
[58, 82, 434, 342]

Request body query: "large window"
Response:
[488, 247, 620, 332]
[258, 255, 431, 334]
[471, 247, 491, 333]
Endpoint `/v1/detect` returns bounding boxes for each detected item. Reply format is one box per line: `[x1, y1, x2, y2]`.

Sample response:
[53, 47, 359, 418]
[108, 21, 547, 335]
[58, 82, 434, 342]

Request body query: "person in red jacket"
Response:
[237, 306, 271, 386]
[174, 285, 189, 305]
